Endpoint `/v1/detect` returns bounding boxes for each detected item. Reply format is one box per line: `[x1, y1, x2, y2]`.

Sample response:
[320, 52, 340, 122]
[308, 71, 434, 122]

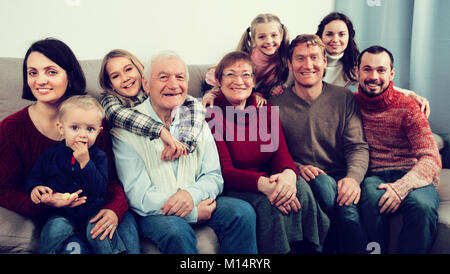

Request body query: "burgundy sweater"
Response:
[0, 106, 128, 221]
[355, 82, 441, 200]
[207, 93, 298, 192]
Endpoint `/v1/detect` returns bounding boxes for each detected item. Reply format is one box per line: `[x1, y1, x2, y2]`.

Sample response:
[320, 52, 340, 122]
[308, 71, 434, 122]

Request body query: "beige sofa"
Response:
[0, 57, 449, 254]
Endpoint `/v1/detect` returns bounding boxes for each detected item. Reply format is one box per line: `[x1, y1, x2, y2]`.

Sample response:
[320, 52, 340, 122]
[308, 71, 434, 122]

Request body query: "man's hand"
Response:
[160, 127, 188, 161]
[197, 198, 216, 223]
[336, 177, 361, 206]
[161, 189, 194, 218]
[298, 164, 326, 181]
[378, 183, 402, 214]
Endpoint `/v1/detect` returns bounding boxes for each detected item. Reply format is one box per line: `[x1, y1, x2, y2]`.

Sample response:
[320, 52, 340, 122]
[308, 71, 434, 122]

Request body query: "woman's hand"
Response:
[409, 93, 430, 118]
[40, 189, 86, 208]
[89, 209, 119, 240]
[202, 87, 220, 108]
[268, 169, 298, 207]
[258, 172, 300, 215]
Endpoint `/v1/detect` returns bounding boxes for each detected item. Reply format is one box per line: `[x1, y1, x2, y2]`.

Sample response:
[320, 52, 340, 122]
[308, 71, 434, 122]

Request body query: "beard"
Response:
[360, 80, 389, 97]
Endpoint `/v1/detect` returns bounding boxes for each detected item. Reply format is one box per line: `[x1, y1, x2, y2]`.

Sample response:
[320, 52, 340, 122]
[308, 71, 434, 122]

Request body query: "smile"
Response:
[300, 72, 316, 75]
[36, 88, 51, 94]
[123, 81, 135, 89]
[163, 92, 182, 96]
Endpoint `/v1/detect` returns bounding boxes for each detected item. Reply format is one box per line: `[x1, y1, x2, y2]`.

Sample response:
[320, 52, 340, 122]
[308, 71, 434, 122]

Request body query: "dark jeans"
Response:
[308, 172, 366, 253]
[39, 211, 141, 254]
[359, 170, 439, 254]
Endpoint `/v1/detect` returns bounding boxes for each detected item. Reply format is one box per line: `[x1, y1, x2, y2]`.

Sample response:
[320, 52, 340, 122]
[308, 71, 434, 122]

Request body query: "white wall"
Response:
[0, 0, 334, 64]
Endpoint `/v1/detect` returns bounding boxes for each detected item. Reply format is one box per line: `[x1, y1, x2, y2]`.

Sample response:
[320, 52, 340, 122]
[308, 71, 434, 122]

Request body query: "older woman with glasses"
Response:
[206, 51, 330, 254]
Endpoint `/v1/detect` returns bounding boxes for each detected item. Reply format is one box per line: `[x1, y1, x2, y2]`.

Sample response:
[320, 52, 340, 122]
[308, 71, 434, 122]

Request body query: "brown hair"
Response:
[214, 51, 256, 84]
[288, 34, 327, 62]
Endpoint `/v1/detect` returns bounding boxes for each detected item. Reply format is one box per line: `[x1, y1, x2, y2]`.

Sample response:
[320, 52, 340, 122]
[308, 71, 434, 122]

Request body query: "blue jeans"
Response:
[139, 196, 257, 254]
[308, 173, 365, 253]
[359, 170, 439, 254]
[40, 211, 141, 254]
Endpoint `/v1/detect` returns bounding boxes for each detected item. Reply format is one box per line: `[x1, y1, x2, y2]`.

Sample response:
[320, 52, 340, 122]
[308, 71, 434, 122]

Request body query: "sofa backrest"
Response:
[0, 57, 210, 121]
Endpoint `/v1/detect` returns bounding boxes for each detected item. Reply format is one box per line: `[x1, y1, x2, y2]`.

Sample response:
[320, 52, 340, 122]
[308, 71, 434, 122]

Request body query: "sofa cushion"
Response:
[0, 207, 39, 253]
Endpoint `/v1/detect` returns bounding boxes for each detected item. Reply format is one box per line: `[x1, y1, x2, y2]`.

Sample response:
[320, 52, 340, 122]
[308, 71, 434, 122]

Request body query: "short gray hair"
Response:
[143, 50, 189, 81]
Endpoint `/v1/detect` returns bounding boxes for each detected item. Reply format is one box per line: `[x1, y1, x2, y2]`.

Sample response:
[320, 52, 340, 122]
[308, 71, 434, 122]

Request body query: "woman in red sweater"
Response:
[0, 38, 140, 253]
[206, 51, 330, 253]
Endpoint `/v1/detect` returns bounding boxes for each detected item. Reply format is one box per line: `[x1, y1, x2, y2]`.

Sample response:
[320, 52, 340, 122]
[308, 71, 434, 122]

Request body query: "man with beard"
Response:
[355, 45, 441, 254]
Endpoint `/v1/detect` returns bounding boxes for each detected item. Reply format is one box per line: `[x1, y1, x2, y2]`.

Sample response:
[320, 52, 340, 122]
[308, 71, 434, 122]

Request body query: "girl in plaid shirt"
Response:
[99, 49, 205, 159]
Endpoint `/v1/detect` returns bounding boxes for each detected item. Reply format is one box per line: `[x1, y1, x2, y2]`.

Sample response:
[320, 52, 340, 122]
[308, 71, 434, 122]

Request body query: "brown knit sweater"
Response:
[355, 82, 441, 200]
[270, 82, 369, 183]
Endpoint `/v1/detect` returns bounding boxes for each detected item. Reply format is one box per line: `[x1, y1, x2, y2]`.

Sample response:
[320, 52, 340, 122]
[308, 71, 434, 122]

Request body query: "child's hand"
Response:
[202, 87, 220, 108]
[254, 92, 267, 108]
[160, 127, 188, 161]
[271, 85, 285, 96]
[72, 142, 89, 169]
[30, 185, 53, 204]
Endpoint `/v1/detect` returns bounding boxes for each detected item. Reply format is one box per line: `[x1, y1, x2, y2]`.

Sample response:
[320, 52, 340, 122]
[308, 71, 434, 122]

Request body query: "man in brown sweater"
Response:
[270, 34, 369, 253]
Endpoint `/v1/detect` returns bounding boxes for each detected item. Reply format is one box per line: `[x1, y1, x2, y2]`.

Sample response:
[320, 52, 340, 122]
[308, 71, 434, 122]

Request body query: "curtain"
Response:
[335, 0, 450, 166]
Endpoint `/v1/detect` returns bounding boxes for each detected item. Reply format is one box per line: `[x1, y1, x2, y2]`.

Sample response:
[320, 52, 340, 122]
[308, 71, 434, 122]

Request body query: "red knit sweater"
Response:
[207, 93, 298, 192]
[0, 106, 128, 221]
[355, 82, 441, 200]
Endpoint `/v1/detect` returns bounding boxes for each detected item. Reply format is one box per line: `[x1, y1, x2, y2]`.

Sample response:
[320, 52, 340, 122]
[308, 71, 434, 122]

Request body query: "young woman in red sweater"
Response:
[206, 51, 330, 253]
[0, 38, 140, 253]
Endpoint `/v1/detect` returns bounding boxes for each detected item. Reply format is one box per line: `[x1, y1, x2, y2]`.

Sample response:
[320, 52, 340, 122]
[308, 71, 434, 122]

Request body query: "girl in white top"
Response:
[316, 12, 430, 117]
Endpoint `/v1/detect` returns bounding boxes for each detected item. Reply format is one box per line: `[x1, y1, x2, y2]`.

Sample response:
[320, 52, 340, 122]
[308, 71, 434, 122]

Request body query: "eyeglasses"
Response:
[222, 72, 254, 81]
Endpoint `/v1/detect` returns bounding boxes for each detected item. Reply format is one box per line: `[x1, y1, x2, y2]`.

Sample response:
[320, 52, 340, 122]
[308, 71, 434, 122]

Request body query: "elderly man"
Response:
[270, 34, 369, 253]
[111, 51, 257, 254]
[355, 46, 441, 254]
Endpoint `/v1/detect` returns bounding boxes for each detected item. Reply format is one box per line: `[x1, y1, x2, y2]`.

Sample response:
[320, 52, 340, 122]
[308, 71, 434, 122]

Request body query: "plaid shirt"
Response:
[101, 93, 205, 153]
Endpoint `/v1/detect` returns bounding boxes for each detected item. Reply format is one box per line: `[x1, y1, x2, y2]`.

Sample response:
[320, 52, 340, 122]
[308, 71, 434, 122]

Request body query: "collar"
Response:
[356, 81, 398, 111]
[326, 53, 344, 67]
[145, 98, 180, 127]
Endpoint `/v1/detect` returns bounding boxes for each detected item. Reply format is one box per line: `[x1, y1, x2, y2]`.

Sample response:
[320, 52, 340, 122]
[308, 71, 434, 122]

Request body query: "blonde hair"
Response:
[58, 95, 105, 124]
[236, 14, 290, 96]
[236, 13, 289, 55]
[98, 49, 145, 105]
